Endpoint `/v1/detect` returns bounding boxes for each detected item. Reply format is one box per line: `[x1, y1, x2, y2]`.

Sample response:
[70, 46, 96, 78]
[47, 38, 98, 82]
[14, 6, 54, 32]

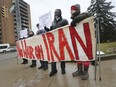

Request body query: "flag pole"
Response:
[96, 0, 102, 81]
[94, 30, 97, 81]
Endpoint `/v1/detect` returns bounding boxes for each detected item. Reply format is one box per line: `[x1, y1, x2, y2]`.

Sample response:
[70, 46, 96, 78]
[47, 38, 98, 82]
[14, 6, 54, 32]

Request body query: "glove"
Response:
[70, 20, 76, 26]
[44, 26, 50, 32]
[50, 26, 53, 30]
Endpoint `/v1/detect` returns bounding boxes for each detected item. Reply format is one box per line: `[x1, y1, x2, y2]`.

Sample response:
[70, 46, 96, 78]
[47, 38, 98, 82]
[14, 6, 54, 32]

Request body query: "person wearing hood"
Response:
[45, 9, 68, 77]
[70, 4, 92, 80]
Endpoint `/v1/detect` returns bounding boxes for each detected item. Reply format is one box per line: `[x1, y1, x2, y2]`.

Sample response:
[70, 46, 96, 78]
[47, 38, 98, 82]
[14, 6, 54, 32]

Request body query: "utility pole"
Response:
[96, 0, 102, 81]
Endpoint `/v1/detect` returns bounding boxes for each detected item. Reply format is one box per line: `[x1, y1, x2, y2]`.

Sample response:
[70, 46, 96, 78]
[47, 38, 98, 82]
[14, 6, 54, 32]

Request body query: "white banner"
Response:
[16, 17, 96, 62]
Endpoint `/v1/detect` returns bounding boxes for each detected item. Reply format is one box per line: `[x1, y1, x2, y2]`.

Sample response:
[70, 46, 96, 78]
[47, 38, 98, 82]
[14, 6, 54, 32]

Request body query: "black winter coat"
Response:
[45, 17, 68, 32]
[71, 12, 92, 26]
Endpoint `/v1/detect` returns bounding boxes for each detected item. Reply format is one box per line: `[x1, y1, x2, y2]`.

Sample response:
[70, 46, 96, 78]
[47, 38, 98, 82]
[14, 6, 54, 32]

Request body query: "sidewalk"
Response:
[0, 57, 116, 87]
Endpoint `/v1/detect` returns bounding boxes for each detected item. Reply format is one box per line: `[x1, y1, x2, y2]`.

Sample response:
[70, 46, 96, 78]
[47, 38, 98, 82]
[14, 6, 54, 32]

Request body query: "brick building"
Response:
[0, 0, 31, 45]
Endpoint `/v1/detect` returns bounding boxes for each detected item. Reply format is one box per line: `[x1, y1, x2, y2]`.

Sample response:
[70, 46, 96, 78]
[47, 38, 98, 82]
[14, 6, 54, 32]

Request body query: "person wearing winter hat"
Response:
[70, 4, 92, 80]
[45, 9, 68, 77]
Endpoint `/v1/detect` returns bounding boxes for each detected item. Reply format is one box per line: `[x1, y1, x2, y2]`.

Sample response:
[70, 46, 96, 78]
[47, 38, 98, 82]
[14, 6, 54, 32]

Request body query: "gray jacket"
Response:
[52, 17, 68, 29]
[36, 29, 46, 35]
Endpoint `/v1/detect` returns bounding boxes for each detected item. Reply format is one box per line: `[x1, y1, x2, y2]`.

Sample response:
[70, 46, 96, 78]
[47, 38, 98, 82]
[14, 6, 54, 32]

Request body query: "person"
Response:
[21, 30, 37, 68]
[70, 4, 92, 80]
[36, 23, 48, 70]
[45, 9, 68, 77]
[20, 37, 28, 64]
[28, 31, 37, 68]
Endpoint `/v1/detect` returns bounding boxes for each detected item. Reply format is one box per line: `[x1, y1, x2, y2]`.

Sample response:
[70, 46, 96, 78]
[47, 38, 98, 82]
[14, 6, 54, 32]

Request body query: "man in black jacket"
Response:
[36, 23, 48, 70]
[45, 9, 68, 77]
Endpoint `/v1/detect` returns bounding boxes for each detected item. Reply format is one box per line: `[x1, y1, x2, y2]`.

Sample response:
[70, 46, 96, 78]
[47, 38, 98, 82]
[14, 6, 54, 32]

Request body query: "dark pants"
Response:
[40, 60, 48, 68]
[32, 60, 36, 65]
[51, 61, 65, 71]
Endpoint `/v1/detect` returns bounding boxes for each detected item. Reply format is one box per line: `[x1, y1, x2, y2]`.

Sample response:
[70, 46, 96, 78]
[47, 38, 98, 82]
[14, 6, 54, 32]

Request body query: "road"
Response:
[0, 52, 17, 60]
[0, 52, 116, 87]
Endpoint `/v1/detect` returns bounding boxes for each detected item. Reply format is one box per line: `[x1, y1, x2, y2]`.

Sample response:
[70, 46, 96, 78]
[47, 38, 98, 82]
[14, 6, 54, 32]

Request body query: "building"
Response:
[0, 0, 31, 45]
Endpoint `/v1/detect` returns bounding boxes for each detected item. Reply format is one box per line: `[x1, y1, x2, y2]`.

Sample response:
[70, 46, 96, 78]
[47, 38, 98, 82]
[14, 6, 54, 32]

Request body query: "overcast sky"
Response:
[23, 0, 116, 33]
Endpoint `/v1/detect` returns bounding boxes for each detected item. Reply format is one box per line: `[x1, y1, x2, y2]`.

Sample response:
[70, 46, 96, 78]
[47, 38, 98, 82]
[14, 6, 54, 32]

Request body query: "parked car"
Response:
[0, 44, 10, 53]
[0, 44, 17, 53]
[0, 44, 12, 53]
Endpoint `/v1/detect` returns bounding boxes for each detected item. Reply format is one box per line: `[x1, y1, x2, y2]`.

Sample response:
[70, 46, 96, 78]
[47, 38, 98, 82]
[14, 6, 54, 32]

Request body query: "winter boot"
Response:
[30, 60, 36, 68]
[81, 66, 89, 80]
[72, 65, 83, 76]
[21, 59, 28, 64]
[49, 70, 57, 77]
[49, 62, 57, 77]
[43, 61, 48, 70]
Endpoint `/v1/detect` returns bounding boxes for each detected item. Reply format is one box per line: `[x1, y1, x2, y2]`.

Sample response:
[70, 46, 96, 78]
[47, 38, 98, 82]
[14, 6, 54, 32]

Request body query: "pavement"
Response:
[0, 52, 116, 87]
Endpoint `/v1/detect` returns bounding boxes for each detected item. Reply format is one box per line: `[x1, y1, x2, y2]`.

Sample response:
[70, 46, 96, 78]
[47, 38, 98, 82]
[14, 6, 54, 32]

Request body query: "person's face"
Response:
[54, 9, 61, 17]
[71, 9, 80, 19]
[28, 31, 34, 37]
[71, 10, 77, 16]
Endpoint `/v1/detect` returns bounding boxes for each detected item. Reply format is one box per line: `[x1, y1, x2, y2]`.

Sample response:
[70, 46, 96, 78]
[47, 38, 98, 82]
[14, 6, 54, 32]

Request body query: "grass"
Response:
[98, 42, 116, 54]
